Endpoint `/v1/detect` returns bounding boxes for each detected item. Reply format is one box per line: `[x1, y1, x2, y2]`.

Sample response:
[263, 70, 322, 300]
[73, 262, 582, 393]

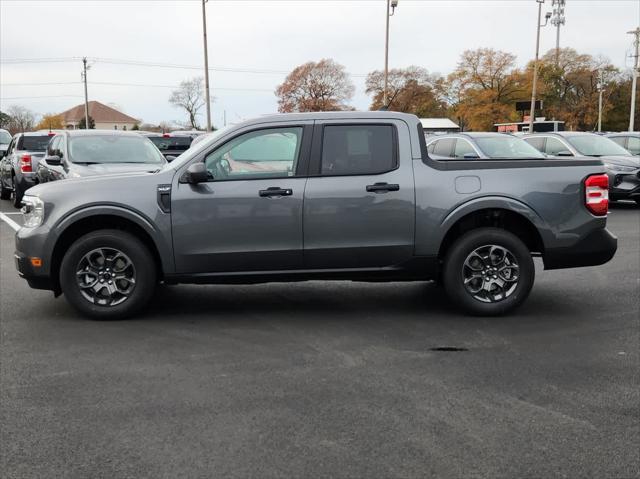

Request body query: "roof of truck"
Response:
[253, 111, 420, 123]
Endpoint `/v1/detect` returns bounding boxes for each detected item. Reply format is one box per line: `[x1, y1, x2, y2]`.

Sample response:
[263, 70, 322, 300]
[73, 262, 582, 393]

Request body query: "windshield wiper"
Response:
[72, 161, 102, 165]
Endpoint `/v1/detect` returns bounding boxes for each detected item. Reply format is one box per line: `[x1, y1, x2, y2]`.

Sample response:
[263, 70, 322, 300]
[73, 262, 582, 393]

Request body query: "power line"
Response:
[0, 95, 84, 100]
[0, 56, 369, 77]
[0, 80, 274, 91]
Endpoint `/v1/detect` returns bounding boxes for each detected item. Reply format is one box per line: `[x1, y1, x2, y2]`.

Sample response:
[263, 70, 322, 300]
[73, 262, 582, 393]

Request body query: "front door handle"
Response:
[366, 182, 400, 193]
[259, 187, 293, 197]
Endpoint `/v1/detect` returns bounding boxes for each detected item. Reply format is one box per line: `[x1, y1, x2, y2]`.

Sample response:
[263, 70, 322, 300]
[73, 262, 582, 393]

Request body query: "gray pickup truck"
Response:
[14, 112, 617, 319]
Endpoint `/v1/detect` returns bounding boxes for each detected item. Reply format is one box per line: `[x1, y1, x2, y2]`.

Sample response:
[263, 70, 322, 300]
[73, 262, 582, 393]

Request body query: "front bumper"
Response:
[14, 251, 55, 291]
[608, 170, 640, 201]
[543, 228, 617, 270]
[14, 224, 57, 293]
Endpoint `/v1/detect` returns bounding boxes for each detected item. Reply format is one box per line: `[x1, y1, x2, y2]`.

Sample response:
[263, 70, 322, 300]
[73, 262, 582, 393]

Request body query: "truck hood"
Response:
[68, 162, 162, 178]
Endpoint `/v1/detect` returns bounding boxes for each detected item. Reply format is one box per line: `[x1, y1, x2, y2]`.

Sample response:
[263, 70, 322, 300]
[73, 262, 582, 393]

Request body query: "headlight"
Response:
[603, 162, 637, 173]
[21, 196, 44, 228]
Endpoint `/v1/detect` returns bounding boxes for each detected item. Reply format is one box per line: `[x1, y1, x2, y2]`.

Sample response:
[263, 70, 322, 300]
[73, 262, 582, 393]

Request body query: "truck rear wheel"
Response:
[443, 227, 534, 316]
[59, 229, 157, 320]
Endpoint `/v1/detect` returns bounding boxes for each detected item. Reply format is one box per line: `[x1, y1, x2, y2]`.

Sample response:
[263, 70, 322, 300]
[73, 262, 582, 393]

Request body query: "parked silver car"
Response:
[606, 132, 640, 156]
[426, 132, 545, 160]
[522, 132, 640, 203]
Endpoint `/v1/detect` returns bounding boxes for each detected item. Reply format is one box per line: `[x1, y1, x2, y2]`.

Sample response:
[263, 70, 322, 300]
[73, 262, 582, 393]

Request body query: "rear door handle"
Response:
[259, 187, 293, 197]
[366, 182, 400, 193]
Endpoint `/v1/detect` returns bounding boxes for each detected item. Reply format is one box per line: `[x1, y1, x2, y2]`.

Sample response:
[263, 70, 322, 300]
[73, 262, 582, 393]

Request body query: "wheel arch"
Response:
[437, 197, 548, 261]
[48, 207, 169, 295]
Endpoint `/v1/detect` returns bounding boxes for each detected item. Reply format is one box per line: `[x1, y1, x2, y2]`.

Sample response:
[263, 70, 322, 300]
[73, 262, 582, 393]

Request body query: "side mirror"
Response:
[463, 153, 480, 159]
[44, 155, 62, 166]
[557, 150, 574, 157]
[165, 155, 177, 162]
[183, 162, 209, 184]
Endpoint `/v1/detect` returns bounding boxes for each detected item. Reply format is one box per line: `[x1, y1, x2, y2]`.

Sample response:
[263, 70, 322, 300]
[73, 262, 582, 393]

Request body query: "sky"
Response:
[1, 0, 638, 128]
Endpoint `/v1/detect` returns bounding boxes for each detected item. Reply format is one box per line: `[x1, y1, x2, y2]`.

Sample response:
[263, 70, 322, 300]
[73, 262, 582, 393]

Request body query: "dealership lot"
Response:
[0, 199, 638, 478]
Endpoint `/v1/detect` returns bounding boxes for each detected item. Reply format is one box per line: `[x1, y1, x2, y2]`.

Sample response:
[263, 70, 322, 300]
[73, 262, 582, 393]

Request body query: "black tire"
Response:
[59, 229, 157, 320]
[0, 177, 9, 200]
[11, 174, 23, 208]
[443, 227, 534, 316]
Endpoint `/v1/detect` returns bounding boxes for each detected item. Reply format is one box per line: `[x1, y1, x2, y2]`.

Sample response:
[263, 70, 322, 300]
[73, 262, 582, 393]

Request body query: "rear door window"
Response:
[433, 138, 454, 157]
[453, 139, 478, 158]
[19, 135, 52, 151]
[545, 137, 571, 156]
[626, 137, 640, 155]
[524, 137, 545, 152]
[320, 125, 396, 175]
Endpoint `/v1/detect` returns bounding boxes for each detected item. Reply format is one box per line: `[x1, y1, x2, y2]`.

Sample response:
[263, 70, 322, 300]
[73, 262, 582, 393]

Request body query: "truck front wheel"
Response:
[443, 228, 534, 316]
[59, 229, 157, 320]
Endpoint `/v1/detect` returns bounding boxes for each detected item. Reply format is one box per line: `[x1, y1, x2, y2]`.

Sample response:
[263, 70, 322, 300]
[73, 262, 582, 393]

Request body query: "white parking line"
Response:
[0, 212, 21, 232]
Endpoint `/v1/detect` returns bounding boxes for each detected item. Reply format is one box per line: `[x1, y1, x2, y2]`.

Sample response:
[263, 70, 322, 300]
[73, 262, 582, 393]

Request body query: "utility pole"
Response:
[628, 27, 640, 132]
[81, 57, 90, 130]
[551, 0, 565, 66]
[383, 0, 398, 108]
[597, 70, 604, 132]
[202, 0, 212, 132]
[529, 1, 551, 133]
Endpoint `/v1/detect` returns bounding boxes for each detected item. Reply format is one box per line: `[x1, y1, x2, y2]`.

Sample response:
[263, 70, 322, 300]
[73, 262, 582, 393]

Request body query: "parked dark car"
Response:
[0, 131, 55, 207]
[35, 130, 166, 186]
[425, 132, 546, 160]
[14, 112, 616, 319]
[607, 132, 640, 156]
[144, 133, 193, 161]
[522, 132, 640, 203]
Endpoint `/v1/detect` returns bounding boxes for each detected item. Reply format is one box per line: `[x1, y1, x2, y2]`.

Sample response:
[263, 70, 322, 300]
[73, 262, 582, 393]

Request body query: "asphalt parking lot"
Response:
[0, 199, 638, 479]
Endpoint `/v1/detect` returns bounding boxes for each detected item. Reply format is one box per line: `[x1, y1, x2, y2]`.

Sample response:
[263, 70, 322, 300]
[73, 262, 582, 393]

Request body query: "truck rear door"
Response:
[303, 119, 415, 269]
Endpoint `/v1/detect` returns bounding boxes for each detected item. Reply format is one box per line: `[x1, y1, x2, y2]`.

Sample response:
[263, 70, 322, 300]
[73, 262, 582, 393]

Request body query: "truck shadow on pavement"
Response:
[136, 280, 577, 323]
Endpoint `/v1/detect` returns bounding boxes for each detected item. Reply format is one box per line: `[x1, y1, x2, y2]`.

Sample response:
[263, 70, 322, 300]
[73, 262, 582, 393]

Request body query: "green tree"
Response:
[78, 115, 95, 129]
[0, 111, 11, 129]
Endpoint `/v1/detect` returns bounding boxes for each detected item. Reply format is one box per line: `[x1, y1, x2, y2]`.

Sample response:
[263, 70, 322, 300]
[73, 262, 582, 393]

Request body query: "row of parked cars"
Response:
[425, 131, 640, 203]
[0, 128, 208, 208]
[0, 126, 638, 210]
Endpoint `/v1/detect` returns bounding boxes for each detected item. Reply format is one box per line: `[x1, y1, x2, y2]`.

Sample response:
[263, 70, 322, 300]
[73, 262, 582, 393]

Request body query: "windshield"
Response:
[0, 130, 11, 145]
[566, 135, 631, 157]
[474, 136, 545, 159]
[149, 136, 193, 152]
[68, 135, 166, 165]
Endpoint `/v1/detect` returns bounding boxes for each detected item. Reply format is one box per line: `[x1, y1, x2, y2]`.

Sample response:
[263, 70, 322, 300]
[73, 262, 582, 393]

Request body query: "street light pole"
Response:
[597, 70, 604, 132]
[383, 0, 398, 108]
[82, 57, 90, 130]
[529, 0, 551, 133]
[202, 0, 212, 132]
[628, 27, 640, 132]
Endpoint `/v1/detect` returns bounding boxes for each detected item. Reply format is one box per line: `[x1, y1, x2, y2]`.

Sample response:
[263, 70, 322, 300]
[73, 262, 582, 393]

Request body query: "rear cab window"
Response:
[149, 136, 193, 152]
[18, 135, 52, 151]
[320, 125, 396, 175]
[433, 138, 454, 158]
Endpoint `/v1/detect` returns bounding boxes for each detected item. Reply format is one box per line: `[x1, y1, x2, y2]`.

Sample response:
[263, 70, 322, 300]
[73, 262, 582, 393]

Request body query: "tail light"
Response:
[20, 155, 32, 173]
[584, 174, 609, 216]
[163, 133, 170, 138]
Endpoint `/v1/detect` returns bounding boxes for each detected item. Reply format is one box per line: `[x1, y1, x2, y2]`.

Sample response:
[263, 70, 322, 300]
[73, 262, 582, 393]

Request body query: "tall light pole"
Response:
[551, 0, 565, 66]
[202, 0, 212, 131]
[628, 27, 640, 132]
[81, 57, 90, 130]
[529, 1, 551, 133]
[597, 70, 604, 132]
[383, 0, 398, 108]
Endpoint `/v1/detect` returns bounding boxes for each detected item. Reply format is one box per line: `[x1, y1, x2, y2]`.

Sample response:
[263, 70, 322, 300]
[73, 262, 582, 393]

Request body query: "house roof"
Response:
[420, 118, 460, 129]
[59, 101, 138, 123]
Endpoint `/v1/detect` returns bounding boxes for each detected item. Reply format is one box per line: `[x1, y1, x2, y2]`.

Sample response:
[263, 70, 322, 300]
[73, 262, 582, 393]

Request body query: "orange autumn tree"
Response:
[275, 59, 355, 112]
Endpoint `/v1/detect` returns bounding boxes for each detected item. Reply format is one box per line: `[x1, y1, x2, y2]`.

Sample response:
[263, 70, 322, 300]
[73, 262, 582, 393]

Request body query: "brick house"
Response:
[59, 101, 139, 130]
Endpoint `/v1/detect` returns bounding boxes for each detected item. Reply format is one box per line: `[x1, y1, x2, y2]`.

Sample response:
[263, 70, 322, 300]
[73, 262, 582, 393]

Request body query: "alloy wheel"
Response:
[76, 247, 136, 306]
[462, 244, 520, 303]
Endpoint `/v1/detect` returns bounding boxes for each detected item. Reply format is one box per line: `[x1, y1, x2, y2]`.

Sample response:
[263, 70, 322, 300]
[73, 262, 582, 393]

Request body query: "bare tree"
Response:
[275, 59, 355, 112]
[169, 77, 205, 129]
[7, 105, 36, 133]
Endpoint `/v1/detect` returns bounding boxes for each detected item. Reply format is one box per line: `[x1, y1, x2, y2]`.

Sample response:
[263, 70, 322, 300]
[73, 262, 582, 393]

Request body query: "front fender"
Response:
[45, 203, 174, 275]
